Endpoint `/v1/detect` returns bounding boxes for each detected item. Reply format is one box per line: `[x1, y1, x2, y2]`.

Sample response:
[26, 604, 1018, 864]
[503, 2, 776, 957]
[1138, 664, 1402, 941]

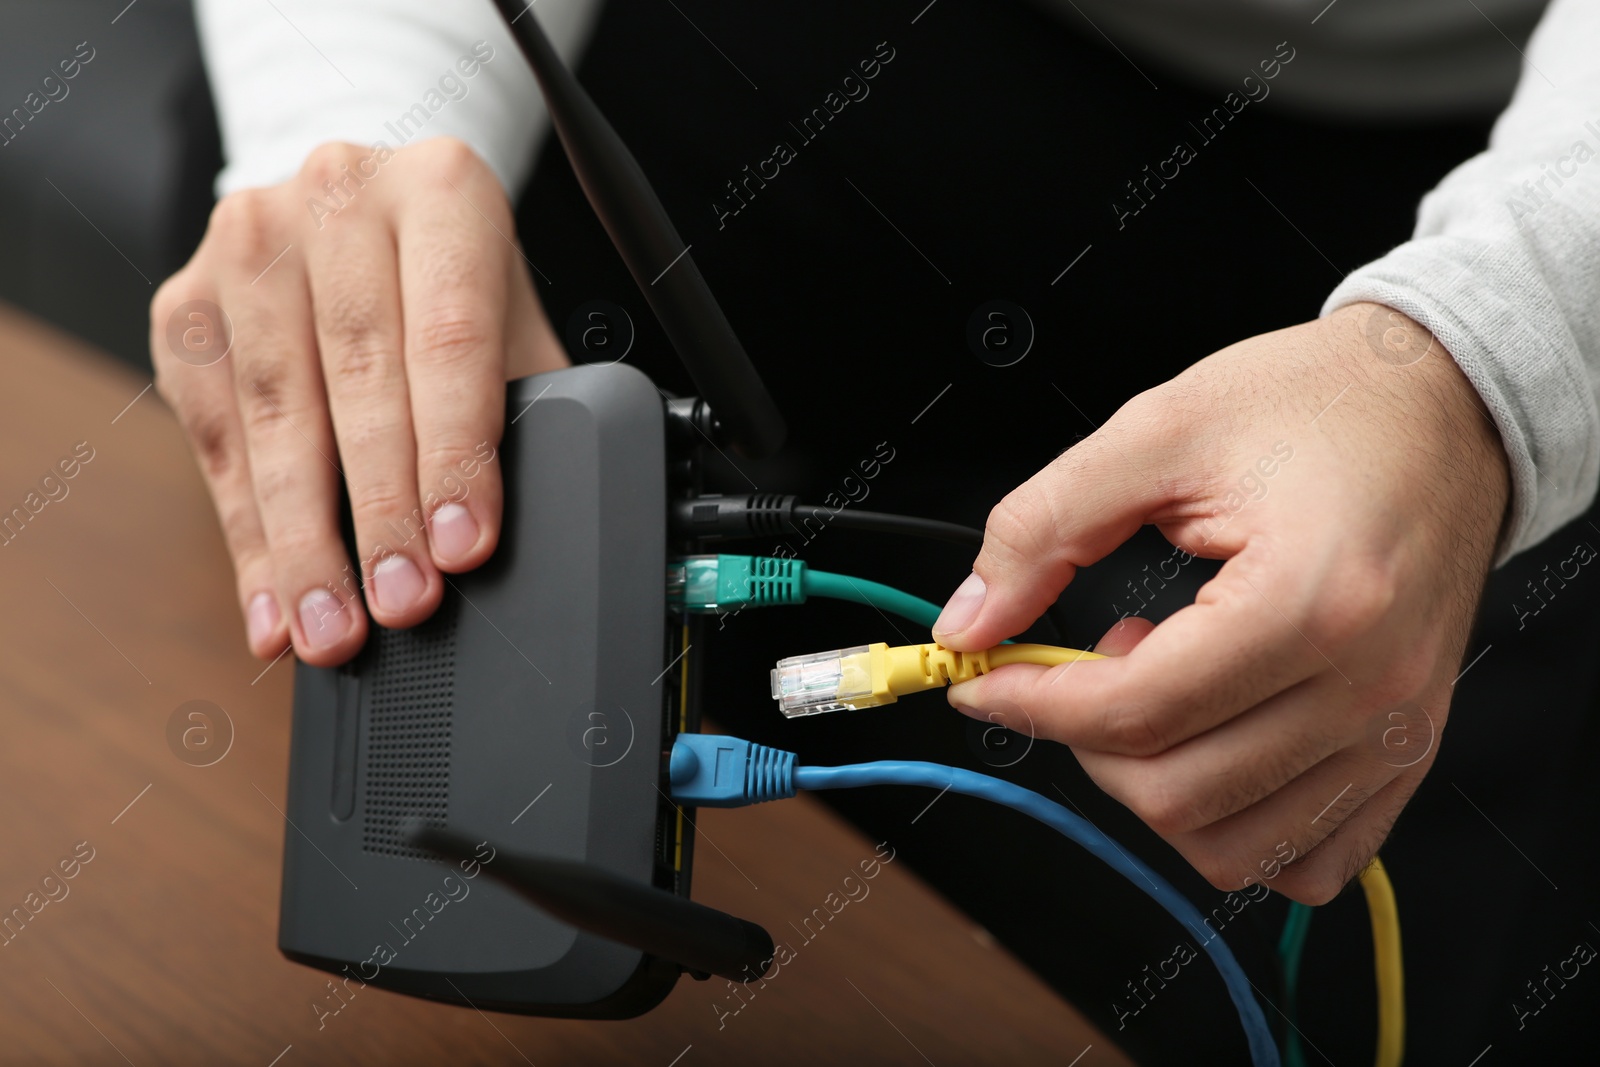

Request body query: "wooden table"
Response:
[0, 304, 1130, 1066]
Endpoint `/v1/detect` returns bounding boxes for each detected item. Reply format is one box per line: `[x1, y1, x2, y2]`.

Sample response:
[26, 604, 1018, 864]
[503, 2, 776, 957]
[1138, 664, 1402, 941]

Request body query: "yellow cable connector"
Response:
[770, 641, 1102, 718]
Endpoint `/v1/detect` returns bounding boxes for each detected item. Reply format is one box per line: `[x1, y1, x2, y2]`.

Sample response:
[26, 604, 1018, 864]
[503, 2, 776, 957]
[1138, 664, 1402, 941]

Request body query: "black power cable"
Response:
[819, 507, 982, 548]
[671, 493, 981, 545]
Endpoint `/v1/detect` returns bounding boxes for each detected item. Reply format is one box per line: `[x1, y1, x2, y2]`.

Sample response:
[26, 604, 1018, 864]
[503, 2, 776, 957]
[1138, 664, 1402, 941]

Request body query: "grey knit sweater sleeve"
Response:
[1321, 0, 1600, 562]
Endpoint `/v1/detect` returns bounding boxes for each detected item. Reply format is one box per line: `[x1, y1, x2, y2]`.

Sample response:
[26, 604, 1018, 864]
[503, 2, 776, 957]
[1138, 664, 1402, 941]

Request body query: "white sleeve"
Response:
[194, 0, 603, 198]
[1322, 0, 1600, 563]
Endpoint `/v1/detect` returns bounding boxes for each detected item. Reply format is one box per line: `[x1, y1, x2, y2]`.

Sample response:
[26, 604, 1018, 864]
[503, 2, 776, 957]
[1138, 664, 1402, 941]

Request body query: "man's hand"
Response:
[151, 138, 568, 667]
[936, 303, 1509, 904]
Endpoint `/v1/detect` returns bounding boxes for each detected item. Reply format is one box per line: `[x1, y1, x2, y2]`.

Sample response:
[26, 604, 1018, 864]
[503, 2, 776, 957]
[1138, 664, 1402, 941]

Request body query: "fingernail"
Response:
[934, 572, 987, 637]
[372, 555, 426, 614]
[298, 588, 354, 650]
[430, 503, 479, 563]
[246, 591, 280, 649]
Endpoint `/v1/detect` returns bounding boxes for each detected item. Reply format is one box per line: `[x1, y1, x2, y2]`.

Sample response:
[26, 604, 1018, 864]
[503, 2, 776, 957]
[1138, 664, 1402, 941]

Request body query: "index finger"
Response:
[949, 540, 1344, 755]
[935, 418, 1176, 649]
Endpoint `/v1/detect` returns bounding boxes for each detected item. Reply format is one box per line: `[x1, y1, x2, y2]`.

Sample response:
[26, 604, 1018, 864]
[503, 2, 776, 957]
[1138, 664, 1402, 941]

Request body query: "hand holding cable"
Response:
[930, 305, 1506, 907]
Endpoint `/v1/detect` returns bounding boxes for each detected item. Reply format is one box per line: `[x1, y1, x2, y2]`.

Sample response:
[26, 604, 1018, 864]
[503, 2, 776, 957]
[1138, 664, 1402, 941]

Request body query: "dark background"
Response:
[4, 1, 1595, 1063]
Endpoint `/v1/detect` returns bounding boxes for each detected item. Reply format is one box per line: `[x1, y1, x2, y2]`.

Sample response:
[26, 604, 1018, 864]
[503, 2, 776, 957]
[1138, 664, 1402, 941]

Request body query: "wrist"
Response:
[1326, 301, 1512, 558]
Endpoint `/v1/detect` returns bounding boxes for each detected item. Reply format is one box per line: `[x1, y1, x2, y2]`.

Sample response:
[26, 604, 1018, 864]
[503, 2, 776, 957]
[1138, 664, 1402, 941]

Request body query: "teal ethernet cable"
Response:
[805, 569, 940, 628]
[1279, 903, 1314, 1067]
[1278, 880, 1404, 1067]
[667, 554, 944, 631]
[668, 733, 1281, 1067]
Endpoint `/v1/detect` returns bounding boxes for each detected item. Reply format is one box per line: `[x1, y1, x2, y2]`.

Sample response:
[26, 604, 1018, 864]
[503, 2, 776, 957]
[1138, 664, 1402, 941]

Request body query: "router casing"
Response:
[278, 364, 694, 1017]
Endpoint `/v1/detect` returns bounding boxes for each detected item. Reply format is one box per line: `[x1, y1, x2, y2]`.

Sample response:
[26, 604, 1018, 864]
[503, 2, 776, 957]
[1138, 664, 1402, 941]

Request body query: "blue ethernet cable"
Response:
[668, 734, 1281, 1067]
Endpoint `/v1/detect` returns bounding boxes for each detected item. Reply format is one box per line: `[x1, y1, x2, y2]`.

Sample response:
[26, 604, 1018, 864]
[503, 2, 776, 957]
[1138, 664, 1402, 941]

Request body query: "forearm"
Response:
[193, 0, 603, 197]
[1322, 0, 1600, 562]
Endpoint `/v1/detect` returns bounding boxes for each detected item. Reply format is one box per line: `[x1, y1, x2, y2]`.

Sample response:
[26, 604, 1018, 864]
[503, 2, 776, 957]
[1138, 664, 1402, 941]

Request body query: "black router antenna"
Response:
[411, 825, 775, 982]
[489, 0, 787, 459]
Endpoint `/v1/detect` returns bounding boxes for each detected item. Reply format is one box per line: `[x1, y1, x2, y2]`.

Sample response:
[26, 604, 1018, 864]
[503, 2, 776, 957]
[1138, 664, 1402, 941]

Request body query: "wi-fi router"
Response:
[277, 0, 784, 1016]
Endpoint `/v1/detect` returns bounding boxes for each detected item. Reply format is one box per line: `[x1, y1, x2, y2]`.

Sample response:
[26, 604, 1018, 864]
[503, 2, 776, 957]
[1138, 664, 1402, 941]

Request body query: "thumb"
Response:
[933, 431, 1170, 649]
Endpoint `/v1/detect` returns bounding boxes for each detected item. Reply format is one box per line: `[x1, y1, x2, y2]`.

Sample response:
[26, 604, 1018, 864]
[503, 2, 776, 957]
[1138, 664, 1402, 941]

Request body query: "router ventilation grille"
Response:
[361, 596, 458, 860]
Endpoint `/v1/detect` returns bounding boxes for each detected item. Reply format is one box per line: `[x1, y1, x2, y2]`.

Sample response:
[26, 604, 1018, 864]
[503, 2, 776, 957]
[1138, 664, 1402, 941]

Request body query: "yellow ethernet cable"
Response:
[1360, 857, 1405, 1067]
[770, 641, 1102, 718]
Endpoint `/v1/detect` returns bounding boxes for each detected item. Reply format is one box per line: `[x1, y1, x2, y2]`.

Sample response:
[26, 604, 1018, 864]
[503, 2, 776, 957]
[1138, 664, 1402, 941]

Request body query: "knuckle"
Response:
[150, 273, 189, 335]
[1126, 778, 1194, 837]
[323, 335, 392, 389]
[267, 516, 331, 564]
[1364, 655, 1434, 713]
[1246, 749, 1311, 811]
[249, 458, 300, 510]
[319, 304, 396, 388]
[1122, 378, 1212, 444]
[984, 482, 1060, 565]
[1108, 386, 1163, 428]
[1288, 862, 1345, 906]
[333, 411, 400, 460]
[207, 188, 279, 259]
[236, 362, 296, 436]
[301, 141, 365, 189]
[1098, 701, 1170, 757]
[1309, 563, 1396, 648]
[416, 433, 487, 475]
[1189, 851, 1251, 894]
[180, 405, 240, 480]
[348, 478, 414, 527]
[418, 136, 483, 182]
[1108, 387, 1187, 451]
[410, 309, 492, 368]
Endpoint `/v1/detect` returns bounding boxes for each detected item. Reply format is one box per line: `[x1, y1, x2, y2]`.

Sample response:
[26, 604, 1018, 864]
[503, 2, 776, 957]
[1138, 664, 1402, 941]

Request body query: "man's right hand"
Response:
[152, 137, 569, 667]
